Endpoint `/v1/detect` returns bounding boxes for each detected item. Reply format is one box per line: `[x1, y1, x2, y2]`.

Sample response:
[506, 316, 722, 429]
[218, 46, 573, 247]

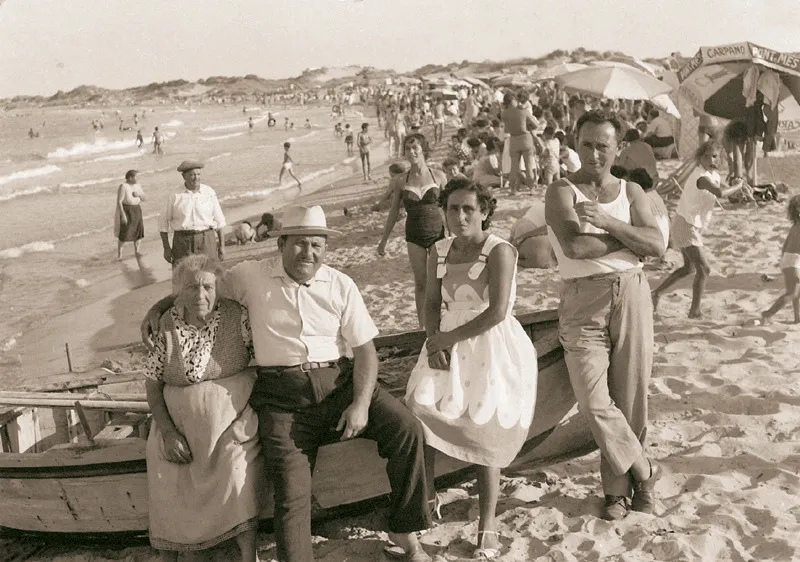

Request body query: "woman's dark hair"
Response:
[610, 165, 628, 179]
[787, 194, 800, 224]
[439, 177, 497, 231]
[484, 137, 501, 152]
[466, 137, 483, 149]
[125, 169, 138, 181]
[575, 109, 623, 141]
[623, 128, 641, 143]
[627, 168, 654, 190]
[694, 139, 724, 163]
[403, 132, 430, 158]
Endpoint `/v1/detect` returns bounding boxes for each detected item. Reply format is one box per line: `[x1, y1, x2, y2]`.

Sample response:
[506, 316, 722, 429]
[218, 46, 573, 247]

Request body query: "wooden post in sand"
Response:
[65, 343, 73, 372]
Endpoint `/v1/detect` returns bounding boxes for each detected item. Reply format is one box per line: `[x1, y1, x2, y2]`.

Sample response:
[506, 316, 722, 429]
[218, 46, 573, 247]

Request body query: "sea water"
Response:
[0, 102, 376, 381]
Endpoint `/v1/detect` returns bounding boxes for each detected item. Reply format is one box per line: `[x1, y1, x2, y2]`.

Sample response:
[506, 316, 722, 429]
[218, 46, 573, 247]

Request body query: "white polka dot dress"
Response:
[405, 235, 538, 468]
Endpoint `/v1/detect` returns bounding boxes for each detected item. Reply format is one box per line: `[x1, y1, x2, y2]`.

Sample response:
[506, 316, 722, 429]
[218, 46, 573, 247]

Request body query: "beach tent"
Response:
[555, 65, 672, 100]
[677, 41, 800, 182]
[595, 56, 664, 77]
[430, 88, 459, 100]
[461, 76, 490, 89]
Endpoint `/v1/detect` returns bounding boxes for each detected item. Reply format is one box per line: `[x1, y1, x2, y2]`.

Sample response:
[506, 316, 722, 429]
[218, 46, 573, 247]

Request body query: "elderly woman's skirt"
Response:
[146, 369, 263, 551]
[117, 203, 144, 242]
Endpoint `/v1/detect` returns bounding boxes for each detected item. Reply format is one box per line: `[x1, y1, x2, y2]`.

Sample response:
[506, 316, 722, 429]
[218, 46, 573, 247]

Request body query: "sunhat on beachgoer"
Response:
[268, 205, 341, 237]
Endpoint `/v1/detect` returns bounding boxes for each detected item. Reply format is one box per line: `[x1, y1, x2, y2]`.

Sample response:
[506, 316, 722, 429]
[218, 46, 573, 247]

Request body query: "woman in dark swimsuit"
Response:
[378, 133, 447, 328]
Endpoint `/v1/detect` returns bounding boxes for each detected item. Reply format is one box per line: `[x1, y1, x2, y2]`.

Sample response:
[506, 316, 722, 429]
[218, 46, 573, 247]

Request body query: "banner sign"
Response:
[679, 42, 800, 82]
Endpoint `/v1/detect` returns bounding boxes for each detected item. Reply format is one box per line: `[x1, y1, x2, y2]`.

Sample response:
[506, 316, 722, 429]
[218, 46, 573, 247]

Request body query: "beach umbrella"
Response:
[677, 42, 800, 121]
[531, 63, 588, 82]
[598, 56, 664, 77]
[461, 76, 490, 89]
[430, 88, 459, 100]
[492, 74, 533, 87]
[555, 66, 673, 100]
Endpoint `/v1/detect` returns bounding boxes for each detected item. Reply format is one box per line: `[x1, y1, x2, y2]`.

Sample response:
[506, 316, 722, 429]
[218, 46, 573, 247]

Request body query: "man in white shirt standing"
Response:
[159, 160, 226, 265]
[142, 205, 432, 562]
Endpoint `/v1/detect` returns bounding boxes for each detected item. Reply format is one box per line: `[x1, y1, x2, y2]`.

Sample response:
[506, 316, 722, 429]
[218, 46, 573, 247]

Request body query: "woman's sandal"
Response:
[473, 530, 501, 560]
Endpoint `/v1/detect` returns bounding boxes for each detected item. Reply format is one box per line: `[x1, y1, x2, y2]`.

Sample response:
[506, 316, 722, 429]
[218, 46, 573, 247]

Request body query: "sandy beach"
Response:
[4, 141, 800, 561]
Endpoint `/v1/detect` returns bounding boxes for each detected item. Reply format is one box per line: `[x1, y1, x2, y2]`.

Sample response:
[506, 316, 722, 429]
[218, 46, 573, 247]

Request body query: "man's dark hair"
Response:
[623, 128, 641, 143]
[125, 169, 138, 181]
[575, 109, 623, 141]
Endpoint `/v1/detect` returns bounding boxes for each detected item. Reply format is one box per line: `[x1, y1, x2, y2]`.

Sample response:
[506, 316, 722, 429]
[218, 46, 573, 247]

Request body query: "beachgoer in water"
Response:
[142, 206, 433, 562]
[344, 124, 354, 156]
[248, 117, 254, 133]
[136, 129, 144, 148]
[357, 122, 372, 181]
[651, 140, 744, 318]
[279, 142, 302, 189]
[284, 117, 290, 131]
[760, 195, 800, 324]
[115, 169, 146, 259]
[158, 160, 226, 268]
[152, 126, 164, 155]
[545, 109, 665, 521]
[144, 254, 262, 562]
[378, 133, 447, 328]
[405, 178, 538, 559]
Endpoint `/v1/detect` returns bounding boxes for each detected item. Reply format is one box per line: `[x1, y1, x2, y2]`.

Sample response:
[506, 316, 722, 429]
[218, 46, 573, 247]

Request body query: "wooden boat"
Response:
[0, 309, 595, 537]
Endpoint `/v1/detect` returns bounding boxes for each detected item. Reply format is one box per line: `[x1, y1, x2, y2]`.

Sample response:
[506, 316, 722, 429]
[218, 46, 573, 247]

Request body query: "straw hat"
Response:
[177, 160, 205, 173]
[268, 205, 341, 237]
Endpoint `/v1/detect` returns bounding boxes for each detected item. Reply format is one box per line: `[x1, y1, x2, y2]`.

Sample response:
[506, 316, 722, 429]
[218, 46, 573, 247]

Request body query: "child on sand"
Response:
[759, 195, 800, 324]
[652, 140, 744, 318]
[344, 124, 354, 156]
[279, 142, 302, 189]
[357, 122, 372, 181]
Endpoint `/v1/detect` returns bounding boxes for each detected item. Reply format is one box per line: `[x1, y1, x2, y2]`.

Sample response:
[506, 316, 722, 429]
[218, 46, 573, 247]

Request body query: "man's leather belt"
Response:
[174, 228, 214, 234]
[259, 361, 338, 375]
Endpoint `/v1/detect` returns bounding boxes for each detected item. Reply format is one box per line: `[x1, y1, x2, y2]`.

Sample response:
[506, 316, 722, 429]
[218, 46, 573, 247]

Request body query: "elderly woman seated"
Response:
[145, 254, 262, 562]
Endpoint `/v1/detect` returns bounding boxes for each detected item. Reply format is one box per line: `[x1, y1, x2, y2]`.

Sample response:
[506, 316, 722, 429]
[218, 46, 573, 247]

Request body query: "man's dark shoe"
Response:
[602, 495, 629, 521]
[631, 460, 661, 514]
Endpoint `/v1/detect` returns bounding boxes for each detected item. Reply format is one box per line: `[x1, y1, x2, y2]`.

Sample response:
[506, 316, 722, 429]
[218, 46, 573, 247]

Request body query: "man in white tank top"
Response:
[544, 110, 666, 521]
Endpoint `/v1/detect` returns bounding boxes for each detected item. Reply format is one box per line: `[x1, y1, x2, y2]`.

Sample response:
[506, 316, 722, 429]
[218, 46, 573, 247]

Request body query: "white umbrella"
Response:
[555, 66, 673, 100]
[492, 74, 533, 87]
[531, 63, 588, 82]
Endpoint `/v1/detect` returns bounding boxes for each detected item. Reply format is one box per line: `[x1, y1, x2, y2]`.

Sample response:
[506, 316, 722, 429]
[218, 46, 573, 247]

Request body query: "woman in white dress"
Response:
[405, 178, 538, 559]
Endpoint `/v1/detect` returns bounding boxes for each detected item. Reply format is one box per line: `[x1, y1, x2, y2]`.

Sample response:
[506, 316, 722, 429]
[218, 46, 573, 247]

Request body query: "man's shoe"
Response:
[602, 495, 629, 521]
[631, 460, 661, 514]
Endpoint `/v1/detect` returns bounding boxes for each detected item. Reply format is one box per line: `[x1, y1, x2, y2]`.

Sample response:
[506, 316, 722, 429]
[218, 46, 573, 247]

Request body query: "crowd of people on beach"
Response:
[109, 75, 800, 561]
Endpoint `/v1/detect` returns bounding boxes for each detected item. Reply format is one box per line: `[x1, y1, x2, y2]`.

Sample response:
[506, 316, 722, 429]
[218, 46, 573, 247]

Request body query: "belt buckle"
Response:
[299, 362, 313, 373]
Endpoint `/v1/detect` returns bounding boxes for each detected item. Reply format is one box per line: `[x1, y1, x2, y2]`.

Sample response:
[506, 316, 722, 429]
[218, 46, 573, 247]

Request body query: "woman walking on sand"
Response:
[652, 140, 744, 318]
[759, 195, 800, 324]
[404, 178, 537, 560]
[115, 169, 145, 259]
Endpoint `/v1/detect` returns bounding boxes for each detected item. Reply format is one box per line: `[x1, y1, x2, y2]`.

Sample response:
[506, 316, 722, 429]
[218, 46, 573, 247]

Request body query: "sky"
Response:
[1, 0, 799, 98]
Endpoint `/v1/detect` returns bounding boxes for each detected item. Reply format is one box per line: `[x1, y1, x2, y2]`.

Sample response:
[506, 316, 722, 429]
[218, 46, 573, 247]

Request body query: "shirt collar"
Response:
[268, 257, 332, 285]
[183, 183, 204, 194]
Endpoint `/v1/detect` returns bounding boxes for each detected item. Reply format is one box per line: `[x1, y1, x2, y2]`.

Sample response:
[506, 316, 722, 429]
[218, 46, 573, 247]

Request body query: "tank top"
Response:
[547, 178, 642, 280]
[675, 167, 718, 229]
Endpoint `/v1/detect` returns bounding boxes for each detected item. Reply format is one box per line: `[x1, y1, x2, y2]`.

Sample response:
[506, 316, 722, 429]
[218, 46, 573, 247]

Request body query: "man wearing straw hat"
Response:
[142, 205, 432, 562]
[158, 160, 227, 266]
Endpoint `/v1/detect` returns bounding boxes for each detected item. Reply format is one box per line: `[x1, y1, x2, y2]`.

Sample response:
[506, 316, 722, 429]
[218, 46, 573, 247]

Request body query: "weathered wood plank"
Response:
[93, 414, 148, 440]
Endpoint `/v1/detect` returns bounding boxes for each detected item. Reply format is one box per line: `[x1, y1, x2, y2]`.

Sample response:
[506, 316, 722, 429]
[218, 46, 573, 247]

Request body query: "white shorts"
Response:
[780, 252, 800, 269]
[282, 162, 293, 170]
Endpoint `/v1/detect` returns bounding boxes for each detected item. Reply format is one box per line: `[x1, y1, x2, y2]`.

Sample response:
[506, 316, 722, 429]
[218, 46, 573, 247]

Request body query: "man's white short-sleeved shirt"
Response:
[220, 257, 379, 366]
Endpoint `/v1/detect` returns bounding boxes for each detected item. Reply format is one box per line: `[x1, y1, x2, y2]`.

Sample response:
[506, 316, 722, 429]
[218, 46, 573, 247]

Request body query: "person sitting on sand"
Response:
[115, 169, 146, 259]
[509, 200, 555, 269]
[470, 136, 502, 188]
[652, 140, 744, 318]
[378, 133, 447, 328]
[233, 221, 256, 245]
[441, 157, 466, 182]
[142, 206, 433, 562]
[279, 142, 302, 189]
[144, 254, 262, 562]
[616, 128, 659, 185]
[254, 212, 279, 241]
[545, 109, 665, 521]
[642, 109, 675, 159]
[759, 195, 800, 324]
[405, 178, 538, 560]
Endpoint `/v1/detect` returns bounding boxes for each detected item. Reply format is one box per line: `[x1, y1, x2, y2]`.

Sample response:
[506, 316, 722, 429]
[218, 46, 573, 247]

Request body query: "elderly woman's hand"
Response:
[427, 350, 450, 371]
[161, 427, 192, 464]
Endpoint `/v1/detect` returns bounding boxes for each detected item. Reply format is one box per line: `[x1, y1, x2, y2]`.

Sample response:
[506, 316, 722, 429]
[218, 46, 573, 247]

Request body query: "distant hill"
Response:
[1, 48, 679, 109]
